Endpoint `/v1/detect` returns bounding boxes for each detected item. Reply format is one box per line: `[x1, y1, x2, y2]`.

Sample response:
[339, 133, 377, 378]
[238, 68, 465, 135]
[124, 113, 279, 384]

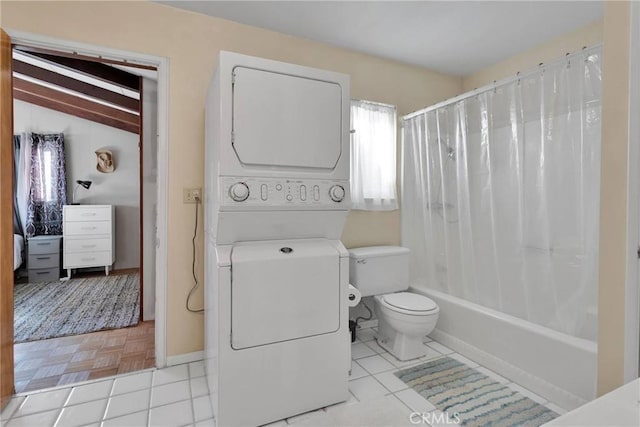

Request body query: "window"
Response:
[31, 144, 63, 203]
[24, 133, 67, 236]
[36, 149, 55, 202]
[350, 100, 398, 210]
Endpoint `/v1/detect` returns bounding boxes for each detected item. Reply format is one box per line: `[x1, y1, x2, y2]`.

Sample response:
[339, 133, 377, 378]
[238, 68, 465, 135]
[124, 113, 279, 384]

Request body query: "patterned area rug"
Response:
[14, 273, 140, 343]
[395, 356, 558, 427]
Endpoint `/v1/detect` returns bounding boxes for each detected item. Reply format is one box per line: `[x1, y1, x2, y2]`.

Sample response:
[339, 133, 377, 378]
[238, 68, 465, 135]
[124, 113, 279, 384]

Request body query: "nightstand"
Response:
[27, 235, 62, 282]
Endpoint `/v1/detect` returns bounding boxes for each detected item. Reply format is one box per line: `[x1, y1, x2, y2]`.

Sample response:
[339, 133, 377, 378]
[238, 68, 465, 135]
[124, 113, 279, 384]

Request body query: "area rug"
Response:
[14, 273, 140, 343]
[394, 356, 558, 427]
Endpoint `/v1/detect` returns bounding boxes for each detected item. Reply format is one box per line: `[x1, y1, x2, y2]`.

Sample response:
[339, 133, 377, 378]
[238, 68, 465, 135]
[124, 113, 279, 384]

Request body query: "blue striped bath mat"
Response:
[394, 356, 558, 427]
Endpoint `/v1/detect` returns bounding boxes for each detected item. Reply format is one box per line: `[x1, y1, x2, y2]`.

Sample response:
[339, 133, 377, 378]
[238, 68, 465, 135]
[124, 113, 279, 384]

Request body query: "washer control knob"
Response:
[329, 185, 345, 202]
[229, 182, 250, 202]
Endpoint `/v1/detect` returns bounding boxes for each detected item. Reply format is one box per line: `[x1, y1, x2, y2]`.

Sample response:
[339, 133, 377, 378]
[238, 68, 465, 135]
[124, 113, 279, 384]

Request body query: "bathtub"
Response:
[410, 286, 597, 411]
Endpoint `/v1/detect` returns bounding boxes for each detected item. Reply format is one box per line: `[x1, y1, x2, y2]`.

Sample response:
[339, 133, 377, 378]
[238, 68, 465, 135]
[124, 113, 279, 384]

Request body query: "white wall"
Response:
[142, 77, 158, 320]
[13, 99, 141, 270]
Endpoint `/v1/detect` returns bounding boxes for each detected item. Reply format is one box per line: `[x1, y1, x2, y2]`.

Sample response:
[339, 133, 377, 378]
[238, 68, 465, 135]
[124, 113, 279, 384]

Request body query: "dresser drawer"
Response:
[62, 205, 114, 277]
[29, 253, 60, 269]
[64, 206, 111, 222]
[28, 267, 59, 283]
[64, 221, 111, 236]
[64, 251, 111, 268]
[29, 238, 61, 255]
[65, 238, 111, 253]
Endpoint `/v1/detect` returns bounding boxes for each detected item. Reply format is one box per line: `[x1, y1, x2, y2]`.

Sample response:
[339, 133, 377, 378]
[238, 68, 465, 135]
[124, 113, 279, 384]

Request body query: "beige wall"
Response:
[597, 1, 630, 396]
[0, 1, 462, 356]
[463, 20, 603, 92]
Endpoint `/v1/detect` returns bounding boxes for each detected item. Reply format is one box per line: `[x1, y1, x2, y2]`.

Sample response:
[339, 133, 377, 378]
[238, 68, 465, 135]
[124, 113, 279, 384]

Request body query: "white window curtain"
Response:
[350, 100, 398, 210]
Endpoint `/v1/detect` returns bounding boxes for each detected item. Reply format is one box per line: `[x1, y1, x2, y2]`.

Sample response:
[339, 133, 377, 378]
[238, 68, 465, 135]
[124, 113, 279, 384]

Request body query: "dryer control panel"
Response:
[220, 176, 349, 210]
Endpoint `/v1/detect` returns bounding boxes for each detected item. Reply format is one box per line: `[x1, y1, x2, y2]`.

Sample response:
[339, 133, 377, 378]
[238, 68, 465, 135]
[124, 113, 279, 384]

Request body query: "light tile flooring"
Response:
[1, 327, 569, 427]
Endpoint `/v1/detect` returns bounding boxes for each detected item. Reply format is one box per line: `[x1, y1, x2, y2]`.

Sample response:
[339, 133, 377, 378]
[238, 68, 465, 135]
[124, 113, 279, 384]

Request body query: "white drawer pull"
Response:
[81, 227, 97, 230]
[82, 245, 97, 249]
[81, 257, 96, 261]
[36, 242, 51, 246]
[81, 213, 97, 216]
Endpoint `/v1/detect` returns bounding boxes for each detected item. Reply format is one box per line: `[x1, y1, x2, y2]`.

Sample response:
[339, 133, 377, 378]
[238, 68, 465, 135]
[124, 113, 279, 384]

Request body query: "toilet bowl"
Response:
[373, 292, 439, 361]
[348, 246, 440, 362]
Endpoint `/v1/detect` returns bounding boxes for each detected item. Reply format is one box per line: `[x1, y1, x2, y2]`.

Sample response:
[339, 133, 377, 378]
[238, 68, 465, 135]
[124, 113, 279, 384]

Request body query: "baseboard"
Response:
[431, 329, 587, 411]
[166, 351, 204, 366]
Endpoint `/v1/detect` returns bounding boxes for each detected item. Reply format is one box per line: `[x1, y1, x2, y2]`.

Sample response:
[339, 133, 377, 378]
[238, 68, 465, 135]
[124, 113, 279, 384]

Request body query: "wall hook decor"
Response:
[95, 149, 115, 173]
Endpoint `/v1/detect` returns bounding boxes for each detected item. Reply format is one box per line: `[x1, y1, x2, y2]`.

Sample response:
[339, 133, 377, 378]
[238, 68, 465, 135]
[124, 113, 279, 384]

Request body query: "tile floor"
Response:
[1, 327, 569, 427]
[14, 321, 155, 394]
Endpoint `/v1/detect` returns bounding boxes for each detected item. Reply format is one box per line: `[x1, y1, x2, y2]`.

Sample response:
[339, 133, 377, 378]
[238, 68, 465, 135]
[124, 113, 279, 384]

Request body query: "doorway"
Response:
[1, 29, 169, 407]
[11, 45, 158, 393]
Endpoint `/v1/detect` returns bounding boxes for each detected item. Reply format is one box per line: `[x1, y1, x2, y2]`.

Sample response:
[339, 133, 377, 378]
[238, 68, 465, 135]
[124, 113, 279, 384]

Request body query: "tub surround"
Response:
[411, 286, 596, 411]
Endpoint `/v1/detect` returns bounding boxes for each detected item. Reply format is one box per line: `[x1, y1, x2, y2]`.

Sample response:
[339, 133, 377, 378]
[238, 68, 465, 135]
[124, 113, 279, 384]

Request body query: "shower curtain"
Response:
[401, 47, 602, 341]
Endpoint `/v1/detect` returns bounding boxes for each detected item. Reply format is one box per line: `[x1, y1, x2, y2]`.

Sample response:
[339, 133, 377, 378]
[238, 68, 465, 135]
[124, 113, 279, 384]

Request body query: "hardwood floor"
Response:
[14, 321, 154, 394]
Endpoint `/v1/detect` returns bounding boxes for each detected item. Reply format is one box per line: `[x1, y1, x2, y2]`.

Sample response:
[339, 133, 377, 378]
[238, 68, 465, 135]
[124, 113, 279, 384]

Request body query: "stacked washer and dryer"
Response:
[204, 52, 351, 426]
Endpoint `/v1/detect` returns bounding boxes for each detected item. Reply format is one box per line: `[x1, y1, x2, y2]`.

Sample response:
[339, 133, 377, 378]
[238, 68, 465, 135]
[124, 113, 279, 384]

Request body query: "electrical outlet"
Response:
[183, 187, 202, 203]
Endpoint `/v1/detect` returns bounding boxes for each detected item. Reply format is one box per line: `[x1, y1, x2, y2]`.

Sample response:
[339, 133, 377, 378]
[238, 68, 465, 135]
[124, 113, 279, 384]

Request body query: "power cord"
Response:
[186, 195, 204, 313]
[354, 299, 373, 326]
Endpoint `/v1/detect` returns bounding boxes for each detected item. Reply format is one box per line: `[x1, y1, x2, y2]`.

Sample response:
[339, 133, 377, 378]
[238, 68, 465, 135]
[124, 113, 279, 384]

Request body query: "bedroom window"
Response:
[38, 150, 55, 202]
[350, 99, 398, 211]
[19, 132, 67, 236]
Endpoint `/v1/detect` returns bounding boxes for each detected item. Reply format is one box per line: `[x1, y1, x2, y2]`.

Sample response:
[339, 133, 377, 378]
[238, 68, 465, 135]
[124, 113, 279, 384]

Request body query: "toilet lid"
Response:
[382, 292, 438, 312]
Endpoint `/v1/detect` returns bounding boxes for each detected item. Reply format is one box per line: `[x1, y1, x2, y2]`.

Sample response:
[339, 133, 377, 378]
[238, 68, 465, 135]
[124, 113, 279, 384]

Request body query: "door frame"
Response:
[625, 1, 640, 382]
[3, 30, 170, 371]
[1, 28, 15, 410]
[139, 75, 145, 321]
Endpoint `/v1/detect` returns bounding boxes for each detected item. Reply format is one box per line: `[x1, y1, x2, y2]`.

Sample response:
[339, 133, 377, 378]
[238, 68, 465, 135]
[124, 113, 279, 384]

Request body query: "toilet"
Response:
[348, 246, 440, 361]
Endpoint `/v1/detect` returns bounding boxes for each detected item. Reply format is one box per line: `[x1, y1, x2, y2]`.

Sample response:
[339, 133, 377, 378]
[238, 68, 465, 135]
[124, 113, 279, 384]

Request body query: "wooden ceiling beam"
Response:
[16, 50, 140, 91]
[14, 78, 138, 125]
[13, 44, 157, 71]
[14, 90, 139, 134]
[13, 59, 139, 112]
[13, 77, 139, 134]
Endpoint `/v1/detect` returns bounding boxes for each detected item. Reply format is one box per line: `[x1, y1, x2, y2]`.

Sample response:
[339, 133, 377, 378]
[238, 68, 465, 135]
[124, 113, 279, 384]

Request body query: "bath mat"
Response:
[394, 356, 558, 427]
[14, 273, 140, 343]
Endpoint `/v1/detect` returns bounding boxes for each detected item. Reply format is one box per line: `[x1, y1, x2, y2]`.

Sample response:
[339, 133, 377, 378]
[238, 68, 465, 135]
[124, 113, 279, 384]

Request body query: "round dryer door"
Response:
[382, 292, 438, 312]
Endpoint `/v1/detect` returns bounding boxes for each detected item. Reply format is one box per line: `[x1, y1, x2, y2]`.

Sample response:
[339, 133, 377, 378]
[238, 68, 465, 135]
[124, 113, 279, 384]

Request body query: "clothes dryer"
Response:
[204, 51, 351, 427]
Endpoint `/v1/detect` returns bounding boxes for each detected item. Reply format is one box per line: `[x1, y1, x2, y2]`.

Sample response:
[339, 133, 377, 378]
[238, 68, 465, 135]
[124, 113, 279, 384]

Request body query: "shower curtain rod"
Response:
[402, 43, 603, 121]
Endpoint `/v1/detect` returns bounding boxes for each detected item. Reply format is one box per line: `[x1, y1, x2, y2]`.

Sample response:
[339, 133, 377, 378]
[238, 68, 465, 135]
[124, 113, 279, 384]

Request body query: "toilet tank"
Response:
[348, 246, 410, 297]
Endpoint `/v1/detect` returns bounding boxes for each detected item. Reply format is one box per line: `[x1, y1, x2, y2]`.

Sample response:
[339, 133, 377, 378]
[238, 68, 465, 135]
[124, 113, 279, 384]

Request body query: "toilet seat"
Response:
[379, 292, 439, 316]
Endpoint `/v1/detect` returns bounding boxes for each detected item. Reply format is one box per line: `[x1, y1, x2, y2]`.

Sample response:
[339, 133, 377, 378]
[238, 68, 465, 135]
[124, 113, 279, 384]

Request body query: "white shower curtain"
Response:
[401, 46, 602, 341]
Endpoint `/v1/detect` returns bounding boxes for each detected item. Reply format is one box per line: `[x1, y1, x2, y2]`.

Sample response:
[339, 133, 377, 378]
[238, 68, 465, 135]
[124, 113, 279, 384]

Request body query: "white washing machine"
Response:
[204, 51, 351, 426]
